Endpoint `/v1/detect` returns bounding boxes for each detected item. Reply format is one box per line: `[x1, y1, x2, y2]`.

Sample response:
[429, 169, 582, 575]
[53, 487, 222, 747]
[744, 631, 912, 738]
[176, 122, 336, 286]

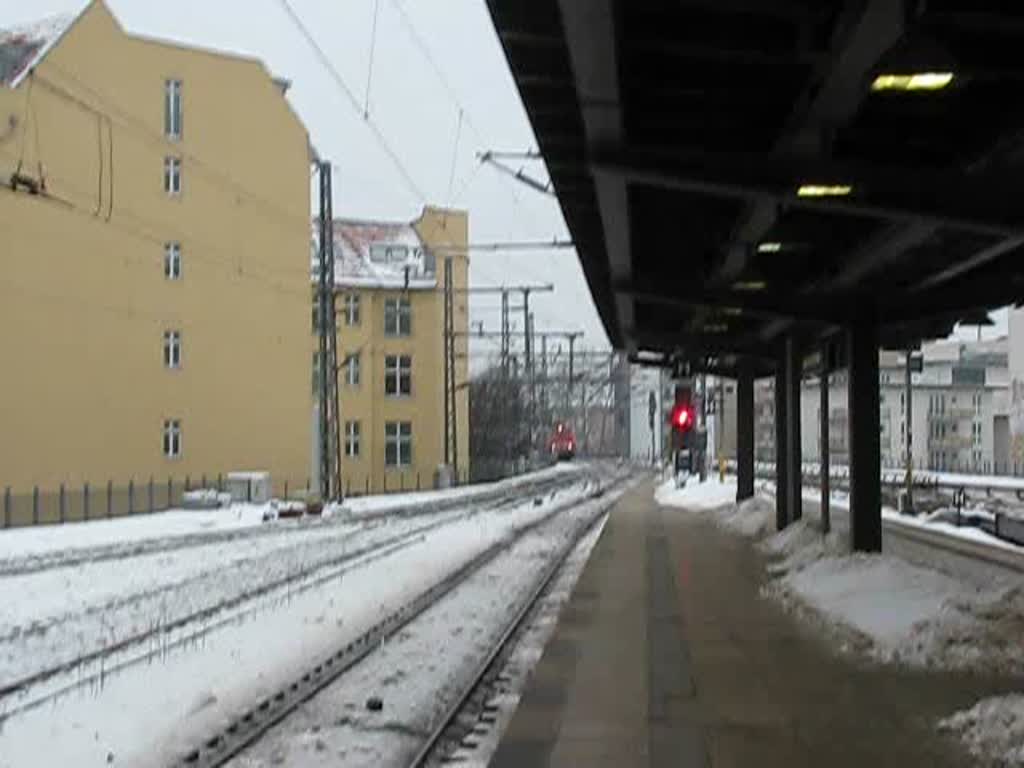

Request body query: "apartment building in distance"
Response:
[800, 339, 1010, 472]
[0, 1, 312, 496]
[315, 209, 470, 494]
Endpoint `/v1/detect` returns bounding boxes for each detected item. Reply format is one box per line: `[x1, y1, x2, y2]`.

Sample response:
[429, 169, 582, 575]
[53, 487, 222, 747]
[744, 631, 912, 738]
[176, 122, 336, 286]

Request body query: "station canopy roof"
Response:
[486, 0, 1024, 376]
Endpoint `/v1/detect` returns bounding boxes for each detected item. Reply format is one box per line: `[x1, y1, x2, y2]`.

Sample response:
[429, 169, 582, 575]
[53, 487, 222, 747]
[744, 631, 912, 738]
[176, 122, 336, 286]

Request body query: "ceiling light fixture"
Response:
[757, 242, 783, 253]
[871, 72, 954, 92]
[797, 184, 852, 198]
[732, 280, 766, 292]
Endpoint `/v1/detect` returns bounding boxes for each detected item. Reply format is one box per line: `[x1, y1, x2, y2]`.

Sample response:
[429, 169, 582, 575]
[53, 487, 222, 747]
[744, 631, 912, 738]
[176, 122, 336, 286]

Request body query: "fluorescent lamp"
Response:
[871, 72, 953, 92]
[732, 280, 766, 292]
[757, 242, 782, 253]
[797, 184, 852, 198]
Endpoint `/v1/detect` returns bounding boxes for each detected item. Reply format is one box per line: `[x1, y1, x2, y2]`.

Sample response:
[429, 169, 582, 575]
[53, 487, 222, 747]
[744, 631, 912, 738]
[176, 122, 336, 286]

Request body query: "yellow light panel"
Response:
[732, 281, 766, 292]
[871, 72, 954, 92]
[797, 184, 853, 198]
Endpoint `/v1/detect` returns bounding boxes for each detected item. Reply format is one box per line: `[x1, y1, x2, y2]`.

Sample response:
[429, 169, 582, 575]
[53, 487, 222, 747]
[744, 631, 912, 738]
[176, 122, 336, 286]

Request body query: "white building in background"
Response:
[629, 365, 663, 462]
[1009, 309, 1024, 463]
[800, 338, 1009, 472]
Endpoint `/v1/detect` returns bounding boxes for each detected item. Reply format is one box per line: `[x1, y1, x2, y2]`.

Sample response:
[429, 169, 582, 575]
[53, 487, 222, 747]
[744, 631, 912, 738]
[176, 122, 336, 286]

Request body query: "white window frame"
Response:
[343, 293, 360, 326]
[165, 79, 182, 140]
[384, 355, 412, 396]
[163, 329, 182, 369]
[345, 420, 361, 457]
[384, 297, 412, 337]
[384, 421, 412, 467]
[164, 242, 182, 280]
[345, 351, 360, 387]
[312, 350, 321, 395]
[163, 419, 182, 458]
[164, 156, 182, 196]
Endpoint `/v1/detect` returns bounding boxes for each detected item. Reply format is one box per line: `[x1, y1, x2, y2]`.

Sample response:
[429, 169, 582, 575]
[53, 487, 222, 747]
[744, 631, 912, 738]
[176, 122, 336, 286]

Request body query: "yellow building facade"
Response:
[322, 208, 469, 495]
[0, 1, 312, 502]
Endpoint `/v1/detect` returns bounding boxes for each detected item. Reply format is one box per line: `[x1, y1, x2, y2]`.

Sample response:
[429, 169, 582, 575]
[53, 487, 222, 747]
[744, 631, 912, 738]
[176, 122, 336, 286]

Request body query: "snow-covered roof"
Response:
[0, 8, 82, 88]
[313, 218, 438, 290]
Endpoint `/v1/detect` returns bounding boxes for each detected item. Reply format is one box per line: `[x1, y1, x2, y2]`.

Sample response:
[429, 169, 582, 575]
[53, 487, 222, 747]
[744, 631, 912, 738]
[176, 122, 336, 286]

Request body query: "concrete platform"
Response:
[491, 478, 1015, 767]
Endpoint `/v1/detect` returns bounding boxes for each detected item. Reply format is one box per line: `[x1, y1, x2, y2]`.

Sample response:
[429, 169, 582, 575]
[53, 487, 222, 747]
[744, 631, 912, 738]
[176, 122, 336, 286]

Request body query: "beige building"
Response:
[318, 209, 470, 495]
[0, 1, 312, 507]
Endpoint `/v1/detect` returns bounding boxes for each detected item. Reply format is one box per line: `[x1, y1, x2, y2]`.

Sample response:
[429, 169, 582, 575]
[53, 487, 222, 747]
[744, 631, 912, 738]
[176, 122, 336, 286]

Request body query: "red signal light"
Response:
[671, 403, 695, 431]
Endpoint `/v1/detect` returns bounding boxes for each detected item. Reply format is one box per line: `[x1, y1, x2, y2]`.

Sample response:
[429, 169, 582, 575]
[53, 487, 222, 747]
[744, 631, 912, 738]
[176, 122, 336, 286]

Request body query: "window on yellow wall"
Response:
[163, 419, 182, 458]
[345, 421, 361, 457]
[384, 297, 411, 336]
[164, 156, 182, 195]
[385, 421, 412, 467]
[343, 293, 360, 326]
[163, 330, 182, 369]
[384, 355, 412, 396]
[164, 242, 181, 280]
[345, 351, 361, 387]
[165, 79, 182, 139]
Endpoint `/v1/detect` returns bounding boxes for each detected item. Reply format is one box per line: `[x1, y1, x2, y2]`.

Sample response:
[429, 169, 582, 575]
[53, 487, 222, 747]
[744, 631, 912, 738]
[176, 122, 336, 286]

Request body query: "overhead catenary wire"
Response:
[36, 66, 312, 234]
[277, 0, 427, 203]
[363, 0, 382, 118]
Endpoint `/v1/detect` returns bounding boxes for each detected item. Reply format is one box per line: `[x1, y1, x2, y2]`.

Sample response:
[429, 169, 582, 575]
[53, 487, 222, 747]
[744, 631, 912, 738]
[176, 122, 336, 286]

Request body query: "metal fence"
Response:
[0, 473, 317, 530]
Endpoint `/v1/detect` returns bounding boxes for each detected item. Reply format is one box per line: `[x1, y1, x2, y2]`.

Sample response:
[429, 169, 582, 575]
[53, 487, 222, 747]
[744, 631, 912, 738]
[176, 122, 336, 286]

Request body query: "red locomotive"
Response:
[548, 422, 577, 461]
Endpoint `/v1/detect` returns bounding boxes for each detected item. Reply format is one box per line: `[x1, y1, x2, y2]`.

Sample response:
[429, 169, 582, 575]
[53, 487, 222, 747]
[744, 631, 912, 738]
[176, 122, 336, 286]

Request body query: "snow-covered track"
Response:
[174, 473, 625, 768]
[406, 486, 612, 767]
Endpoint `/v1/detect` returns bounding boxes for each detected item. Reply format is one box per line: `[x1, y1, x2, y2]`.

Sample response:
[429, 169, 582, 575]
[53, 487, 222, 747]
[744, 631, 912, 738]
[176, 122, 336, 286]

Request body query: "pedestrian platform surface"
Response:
[491, 478, 1015, 767]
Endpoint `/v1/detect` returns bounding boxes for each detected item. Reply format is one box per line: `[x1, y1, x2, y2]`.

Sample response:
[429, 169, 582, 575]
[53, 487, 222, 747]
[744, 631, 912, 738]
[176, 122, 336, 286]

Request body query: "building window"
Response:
[163, 330, 181, 369]
[164, 156, 182, 195]
[312, 350, 321, 395]
[345, 351, 360, 387]
[384, 297, 412, 336]
[422, 248, 436, 275]
[164, 79, 182, 139]
[384, 421, 412, 467]
[164, 242, 181, 280]
[387, 245, 408, 263]
[312, 293, 320, 333]
[345, 420, 360, 457]
[370, 244, 388, 263]
[384, 355, 412, 396]
[163, 419, 182, 458]
[343, 293, 360, 326]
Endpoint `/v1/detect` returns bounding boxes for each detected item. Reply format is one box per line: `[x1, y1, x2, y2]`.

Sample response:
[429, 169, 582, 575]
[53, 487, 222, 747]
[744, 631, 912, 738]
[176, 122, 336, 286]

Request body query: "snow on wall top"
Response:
[313, 218, 438, 290]
[0, 9, 81, 88]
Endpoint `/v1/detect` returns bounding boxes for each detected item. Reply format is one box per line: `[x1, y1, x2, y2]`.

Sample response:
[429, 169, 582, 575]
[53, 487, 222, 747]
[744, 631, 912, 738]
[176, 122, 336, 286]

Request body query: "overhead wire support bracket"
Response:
[477, 151, 555, 197]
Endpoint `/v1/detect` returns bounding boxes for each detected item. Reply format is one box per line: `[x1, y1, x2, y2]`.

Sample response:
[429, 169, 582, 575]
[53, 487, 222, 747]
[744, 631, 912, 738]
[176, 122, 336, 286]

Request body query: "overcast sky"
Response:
[2, 0, 1008, 358]
[0, 0, 611, 364]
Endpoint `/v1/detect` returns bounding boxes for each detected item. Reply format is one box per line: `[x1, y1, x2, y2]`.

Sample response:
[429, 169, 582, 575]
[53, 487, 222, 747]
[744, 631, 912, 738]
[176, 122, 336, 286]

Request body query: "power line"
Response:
[37, 66, 312, 234]
[277, 0, 427, 203]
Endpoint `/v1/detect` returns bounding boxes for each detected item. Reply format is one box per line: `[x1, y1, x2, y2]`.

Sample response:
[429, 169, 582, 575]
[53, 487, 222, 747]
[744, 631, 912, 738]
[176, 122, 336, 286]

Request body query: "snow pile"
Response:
[766, 545, 1024, 672]
[938, 695, 1024, 766]
[181, 489, 232, 509]
[721, 495, 775, 537]
[653, 476, 737, 511]
[759, 519, 845, 574]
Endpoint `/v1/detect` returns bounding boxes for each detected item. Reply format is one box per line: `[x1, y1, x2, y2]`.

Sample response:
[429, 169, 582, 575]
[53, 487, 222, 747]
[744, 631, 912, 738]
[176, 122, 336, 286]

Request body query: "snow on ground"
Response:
[938, 695, 1024, 767]
[0, 504, 275, 562]
[0, 478, 600, 767]
[227, 488, 624, 768]
[654, 475, 737, 511]
[655, 478, 776, 537]
[335, 462, 583, 518]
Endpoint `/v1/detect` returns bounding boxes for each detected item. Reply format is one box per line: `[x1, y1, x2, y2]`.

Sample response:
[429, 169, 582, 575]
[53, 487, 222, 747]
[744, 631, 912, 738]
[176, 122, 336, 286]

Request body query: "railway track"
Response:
[175, 470, 630, 768]
[0, 471, 597, 723]
[406, 483, 613, 767]
[0, 467, 588, 578]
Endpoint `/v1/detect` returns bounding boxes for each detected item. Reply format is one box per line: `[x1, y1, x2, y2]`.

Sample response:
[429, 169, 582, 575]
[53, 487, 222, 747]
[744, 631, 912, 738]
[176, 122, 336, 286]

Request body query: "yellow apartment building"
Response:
[316, 208, 470, 495]
[0, 0, 312, 510]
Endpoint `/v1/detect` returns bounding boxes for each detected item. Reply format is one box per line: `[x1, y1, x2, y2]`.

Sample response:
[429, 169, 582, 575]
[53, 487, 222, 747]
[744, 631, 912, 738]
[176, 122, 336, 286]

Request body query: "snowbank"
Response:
[654, 476, 737, 511]
[764, 526, 1024, 672]
[0, 504, 275, 561]
[655, 479, 775, 538]
[939, 695, 1024, 766]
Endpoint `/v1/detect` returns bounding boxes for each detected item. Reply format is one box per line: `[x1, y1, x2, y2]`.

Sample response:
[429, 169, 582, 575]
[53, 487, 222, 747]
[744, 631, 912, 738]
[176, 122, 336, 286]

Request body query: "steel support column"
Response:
[848, 314, 882, 552]
[820, 350, 831, 534]
[774, 360, 788, 531]
[783, 335, 803, 524]
[736, 366, 755, 502]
